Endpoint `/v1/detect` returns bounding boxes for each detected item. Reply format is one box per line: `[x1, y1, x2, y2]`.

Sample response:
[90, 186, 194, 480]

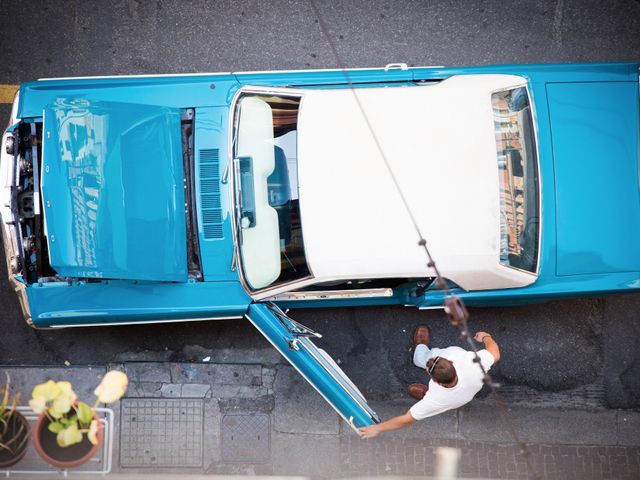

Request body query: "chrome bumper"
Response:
[0, 91, 33, 327]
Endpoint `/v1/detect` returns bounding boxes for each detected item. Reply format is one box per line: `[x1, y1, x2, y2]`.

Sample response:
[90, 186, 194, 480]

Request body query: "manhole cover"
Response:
[120, 399, 203, 468]
[221, 413, 270, 463]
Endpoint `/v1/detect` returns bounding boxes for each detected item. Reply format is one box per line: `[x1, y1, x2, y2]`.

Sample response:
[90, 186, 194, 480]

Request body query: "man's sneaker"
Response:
[408, 383, 429, 400]
[413, 325, 431, 346]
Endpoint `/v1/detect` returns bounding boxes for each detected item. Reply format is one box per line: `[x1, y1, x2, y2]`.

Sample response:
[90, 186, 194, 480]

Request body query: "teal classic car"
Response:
[2, 62, 640, 428]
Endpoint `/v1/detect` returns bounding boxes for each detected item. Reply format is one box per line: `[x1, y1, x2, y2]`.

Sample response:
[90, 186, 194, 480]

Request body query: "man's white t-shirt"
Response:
[409, 346, 495, 421]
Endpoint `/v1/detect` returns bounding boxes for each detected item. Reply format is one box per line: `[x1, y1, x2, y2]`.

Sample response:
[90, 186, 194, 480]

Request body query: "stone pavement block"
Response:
[1, 366, 106, 400]
[272, 432, 341, 478]
[460, 402, 619, 445]
[617, 411, 640, 446]
[211, 385, 270, 399]
[125, 362, 171, 383]
[273, 365, 340, 435]
[202, 399, 222, 469]
[339, 433, 436, 477]
[125, 381, 162, 397]
[180, 345, 285, 365]
[340, 434, 640, 480]
[370, 399, 460, 440]
[218, 394, 275, 414]
[160, 383, 182, 397]
[170, 363, 263, 387]
[182, 383, 212, 398]
[262, 366, 277, 391]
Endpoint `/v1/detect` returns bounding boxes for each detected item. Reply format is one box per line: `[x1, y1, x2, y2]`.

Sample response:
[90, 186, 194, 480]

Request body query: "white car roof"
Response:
[295, 74, 536, 291]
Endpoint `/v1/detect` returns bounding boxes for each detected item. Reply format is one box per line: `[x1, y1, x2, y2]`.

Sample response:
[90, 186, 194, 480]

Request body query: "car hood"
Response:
[41, 99, 188, 281]
[547, 81, 640, 275]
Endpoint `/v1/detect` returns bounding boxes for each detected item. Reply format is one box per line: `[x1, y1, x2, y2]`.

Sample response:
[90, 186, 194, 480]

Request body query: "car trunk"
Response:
[547, 81, 640, 275]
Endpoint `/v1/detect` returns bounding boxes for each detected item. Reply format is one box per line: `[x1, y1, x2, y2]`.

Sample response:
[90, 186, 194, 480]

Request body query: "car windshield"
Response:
[492, 87, 540, 273]
[232, 93, 310, 290]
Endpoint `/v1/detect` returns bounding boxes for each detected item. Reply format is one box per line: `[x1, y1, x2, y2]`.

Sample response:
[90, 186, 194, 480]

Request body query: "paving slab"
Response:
[182, 383, 212, 398]
[271, 432, 341, 478]
[459, 401, 619, 445]
[169, 363, 263, 387]
[127, 381, 163, 398]
[159, 383, 182, 398]
[369, 399, 460, 440]
[272, 365, 340, 435]
[203, 399, 222, 469]
[218, 394, 275, 414]
[210, 385, 270, 399]
[125, 362, 171, 383]
[0, 365, 107, 401]
[179, 346, 285, 366]
[262, 367, 277, 391]
[340, 435, 640, 480]
[617, 410, 640, 446]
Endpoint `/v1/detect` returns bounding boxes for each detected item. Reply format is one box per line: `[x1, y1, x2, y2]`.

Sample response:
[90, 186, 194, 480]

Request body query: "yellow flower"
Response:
[88, 419, 99, 445]
[51, 395, 72, 417]
[32, 380, 61, 402]
[94, 371, 128, 404]
[56, 381, 77, 404]
[28, 396, 46, 414]
[56, 424, 83, 448]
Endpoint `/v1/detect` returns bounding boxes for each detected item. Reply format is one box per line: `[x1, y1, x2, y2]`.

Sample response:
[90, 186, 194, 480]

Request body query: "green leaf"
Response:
[76, 402, 92, 425]
[47, 421, 64, 433]
[60, 414, 78, 427]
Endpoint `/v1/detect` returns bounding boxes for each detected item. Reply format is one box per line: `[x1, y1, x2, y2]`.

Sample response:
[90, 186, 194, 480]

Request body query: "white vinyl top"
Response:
[296, 74, 536, 291]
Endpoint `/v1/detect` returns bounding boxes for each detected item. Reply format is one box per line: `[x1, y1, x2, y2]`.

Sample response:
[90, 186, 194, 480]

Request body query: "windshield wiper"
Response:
[232, 157, 244, 246]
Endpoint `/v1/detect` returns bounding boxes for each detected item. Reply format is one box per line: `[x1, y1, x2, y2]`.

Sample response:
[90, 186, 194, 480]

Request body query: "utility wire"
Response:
[308, 1, 540, 478]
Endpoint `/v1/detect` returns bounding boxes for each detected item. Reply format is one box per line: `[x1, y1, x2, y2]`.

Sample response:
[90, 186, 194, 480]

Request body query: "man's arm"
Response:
[358, 411, 416, 439]
[474, 331, 500, 363]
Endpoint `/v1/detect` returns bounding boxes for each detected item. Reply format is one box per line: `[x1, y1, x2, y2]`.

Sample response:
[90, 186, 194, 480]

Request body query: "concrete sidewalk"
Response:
[1, 363, 638, 479]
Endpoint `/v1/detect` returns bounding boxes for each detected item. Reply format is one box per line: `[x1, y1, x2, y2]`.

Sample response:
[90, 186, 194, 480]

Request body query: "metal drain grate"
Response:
[221, 413, 270, 463]
[120, 399, 203, 468]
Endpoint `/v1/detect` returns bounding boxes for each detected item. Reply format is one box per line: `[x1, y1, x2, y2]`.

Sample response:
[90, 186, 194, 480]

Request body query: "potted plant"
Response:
[29, 371, 128, 469]
[0, 374, 30, 468]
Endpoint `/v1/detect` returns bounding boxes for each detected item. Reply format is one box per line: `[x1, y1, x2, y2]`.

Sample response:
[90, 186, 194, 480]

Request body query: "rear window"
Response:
[492, 87, 540, 273]
[232, 93, 310, 290]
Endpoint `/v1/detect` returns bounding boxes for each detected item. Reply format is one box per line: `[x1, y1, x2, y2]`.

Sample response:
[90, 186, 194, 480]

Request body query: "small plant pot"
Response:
[32, 410, 103, 469]
[0, 410, 30, 468]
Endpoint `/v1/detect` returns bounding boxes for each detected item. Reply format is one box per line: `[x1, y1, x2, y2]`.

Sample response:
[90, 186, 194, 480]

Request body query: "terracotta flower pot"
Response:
[0, 410, 30, 468]
[32, 409, 103, 469]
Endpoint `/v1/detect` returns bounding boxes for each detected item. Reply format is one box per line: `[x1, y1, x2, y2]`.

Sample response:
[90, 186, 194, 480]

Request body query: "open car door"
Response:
[246, 303, 380, 430]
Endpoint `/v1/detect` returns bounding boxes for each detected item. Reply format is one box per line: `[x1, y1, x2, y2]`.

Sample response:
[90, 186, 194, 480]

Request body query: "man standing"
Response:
[358, 325, 500, 439]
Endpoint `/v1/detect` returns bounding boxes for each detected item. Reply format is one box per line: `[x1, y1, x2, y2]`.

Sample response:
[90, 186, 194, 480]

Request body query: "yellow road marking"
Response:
[0, 84, 19, 104]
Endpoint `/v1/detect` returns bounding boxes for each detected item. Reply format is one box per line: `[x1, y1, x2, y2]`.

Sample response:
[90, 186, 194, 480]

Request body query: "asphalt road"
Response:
[0, 0, 639, 409]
